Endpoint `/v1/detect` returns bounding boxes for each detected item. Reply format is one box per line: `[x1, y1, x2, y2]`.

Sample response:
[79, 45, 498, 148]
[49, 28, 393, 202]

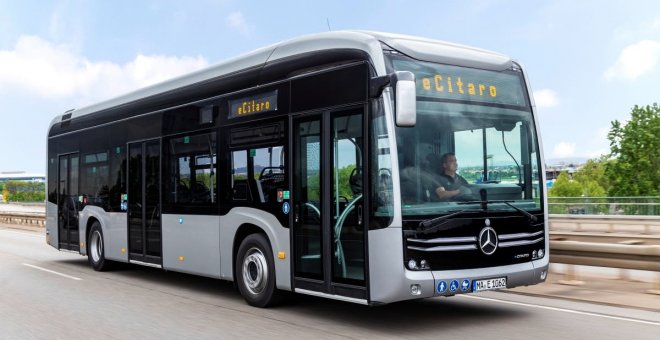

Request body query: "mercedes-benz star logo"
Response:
[479, 227, 498, 255]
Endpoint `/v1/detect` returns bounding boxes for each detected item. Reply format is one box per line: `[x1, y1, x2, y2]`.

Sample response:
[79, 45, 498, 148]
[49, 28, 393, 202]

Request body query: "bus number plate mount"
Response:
[473, 277, 506, 292]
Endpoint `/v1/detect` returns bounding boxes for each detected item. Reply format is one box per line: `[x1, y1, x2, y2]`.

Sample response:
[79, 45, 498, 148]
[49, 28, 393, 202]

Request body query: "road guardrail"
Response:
[0, 212, 45, 227]
[1, 212, 658, 274]
[549, 214, 660, 234]
[2, 212, 658, 232]
[550, 240, 660, 272]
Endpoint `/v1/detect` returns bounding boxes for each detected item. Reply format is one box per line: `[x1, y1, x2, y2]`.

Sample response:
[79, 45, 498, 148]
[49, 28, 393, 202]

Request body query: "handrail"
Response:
[334, 194, 362, 278]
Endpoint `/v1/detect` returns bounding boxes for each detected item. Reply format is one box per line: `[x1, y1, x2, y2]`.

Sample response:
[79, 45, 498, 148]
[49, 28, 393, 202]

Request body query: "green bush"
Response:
[3, 181, 45, 202]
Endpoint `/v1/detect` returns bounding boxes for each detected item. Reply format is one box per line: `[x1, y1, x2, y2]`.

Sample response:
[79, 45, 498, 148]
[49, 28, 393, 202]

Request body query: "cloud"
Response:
[604, 40, 660, 80]
[533, 89, 559, 108]
[551, 142, 576, 158]
[0, 35, 208, 105]
[226, 11, 251, 36]
[584, 127, 610, 159]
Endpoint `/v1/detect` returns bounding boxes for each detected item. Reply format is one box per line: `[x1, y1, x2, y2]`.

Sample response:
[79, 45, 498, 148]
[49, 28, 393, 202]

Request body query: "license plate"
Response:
[473, 277, 507, 292]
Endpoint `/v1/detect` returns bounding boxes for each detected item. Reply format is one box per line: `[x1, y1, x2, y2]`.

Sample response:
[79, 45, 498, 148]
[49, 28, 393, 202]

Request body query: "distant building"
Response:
[545, 161, 584, 188]
[0, 172, 46, 183]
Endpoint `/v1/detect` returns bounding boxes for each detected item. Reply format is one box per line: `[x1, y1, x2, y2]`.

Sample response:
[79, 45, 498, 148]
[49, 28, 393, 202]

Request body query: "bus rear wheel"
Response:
[236, 233, 280, 307]
[88, 222, 111, 271]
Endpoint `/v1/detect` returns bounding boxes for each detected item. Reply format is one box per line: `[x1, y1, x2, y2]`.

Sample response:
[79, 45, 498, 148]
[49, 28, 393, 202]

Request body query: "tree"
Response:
[573, 156, 610, 194]
[548, 172, 582, 197]
[3, 181, 45, 202]
[570, 157, 609, 197]
[605, 104, 660, 196]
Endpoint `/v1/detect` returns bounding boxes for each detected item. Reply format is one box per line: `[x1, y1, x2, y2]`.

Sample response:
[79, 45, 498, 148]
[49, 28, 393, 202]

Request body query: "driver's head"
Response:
[440, 152, 458, 174]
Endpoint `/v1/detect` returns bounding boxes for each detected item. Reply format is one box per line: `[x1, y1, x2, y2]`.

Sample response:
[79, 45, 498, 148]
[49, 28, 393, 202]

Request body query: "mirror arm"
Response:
[369, 75, 391, 98]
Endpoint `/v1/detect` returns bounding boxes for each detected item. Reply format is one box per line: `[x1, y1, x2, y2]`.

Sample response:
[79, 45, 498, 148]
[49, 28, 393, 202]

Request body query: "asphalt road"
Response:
[1, 223, 659, 339]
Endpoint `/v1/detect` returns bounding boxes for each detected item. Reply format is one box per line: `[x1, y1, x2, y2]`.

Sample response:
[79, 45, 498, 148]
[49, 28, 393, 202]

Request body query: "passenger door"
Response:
[58, 153, 80, 251]
[127, 139, 162, 266]
[291, 107, 367, 300]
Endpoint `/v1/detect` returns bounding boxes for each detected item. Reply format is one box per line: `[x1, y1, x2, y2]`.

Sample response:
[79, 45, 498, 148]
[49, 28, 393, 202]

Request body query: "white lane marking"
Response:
[460, 295, 660, 327]
[22, 263, 82, 281]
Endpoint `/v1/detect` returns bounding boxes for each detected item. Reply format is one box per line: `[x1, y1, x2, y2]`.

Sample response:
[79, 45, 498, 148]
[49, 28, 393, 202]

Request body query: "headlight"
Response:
[408, 259, 418, 270]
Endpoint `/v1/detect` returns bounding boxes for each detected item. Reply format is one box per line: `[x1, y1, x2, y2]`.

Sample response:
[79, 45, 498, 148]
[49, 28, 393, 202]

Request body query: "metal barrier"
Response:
[548, 196, 660, 216]
[2, 212, 659, 235]
[549, 214, 660, 234]
[0, 212, 45, 227]
[550, 240, 660, 271]
[550, 240, 660, 294]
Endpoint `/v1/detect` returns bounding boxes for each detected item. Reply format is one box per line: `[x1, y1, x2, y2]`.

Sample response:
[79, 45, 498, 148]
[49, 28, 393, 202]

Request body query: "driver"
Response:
[434, 152, 473, 201]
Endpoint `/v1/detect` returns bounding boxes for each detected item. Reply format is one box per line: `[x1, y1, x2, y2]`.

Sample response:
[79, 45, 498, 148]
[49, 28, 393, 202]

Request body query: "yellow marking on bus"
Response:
[278, 251, 286, 260]
[80, 242, 84, 248]
[121, 247, 126, 253]
[421, 73, 497, 98]
[179, 256, 185, 262]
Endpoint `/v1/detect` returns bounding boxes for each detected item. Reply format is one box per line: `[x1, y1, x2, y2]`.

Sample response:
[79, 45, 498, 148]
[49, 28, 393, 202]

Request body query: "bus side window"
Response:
[230, 147, 285, 204]
[231, 150, 249, 201]
[253, 146, 285, 204]
[164, 131, 216, 207]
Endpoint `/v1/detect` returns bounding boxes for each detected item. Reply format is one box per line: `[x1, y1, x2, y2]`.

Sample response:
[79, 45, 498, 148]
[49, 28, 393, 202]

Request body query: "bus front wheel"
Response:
[88, 222, 111, 271]
[236, 233, 280, 307]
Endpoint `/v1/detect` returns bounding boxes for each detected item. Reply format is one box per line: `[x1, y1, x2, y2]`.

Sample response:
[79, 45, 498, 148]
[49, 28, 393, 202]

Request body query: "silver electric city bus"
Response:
[47, 31, 548, 307]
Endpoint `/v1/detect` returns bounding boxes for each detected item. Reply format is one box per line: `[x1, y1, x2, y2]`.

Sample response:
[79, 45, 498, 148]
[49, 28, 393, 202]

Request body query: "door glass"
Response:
[58, 156, 68, 247]
[128, 144, 143, 255]
[331, 113, 364, 283]
[58, 155, 79, 250]
[231, 150, 249, 200]
[145, 141, 161, 257]
[294, 119, 322, 279]
[253, 146, 284, 204]
[69, 156, 79, 249]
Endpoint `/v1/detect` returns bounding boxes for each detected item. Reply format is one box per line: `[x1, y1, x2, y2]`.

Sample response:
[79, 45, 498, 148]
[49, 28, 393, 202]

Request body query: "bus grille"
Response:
[407, 230, 544, 252]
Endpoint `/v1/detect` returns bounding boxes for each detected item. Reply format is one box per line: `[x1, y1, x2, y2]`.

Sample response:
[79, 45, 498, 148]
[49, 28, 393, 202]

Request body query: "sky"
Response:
[1, 0, 659, 174]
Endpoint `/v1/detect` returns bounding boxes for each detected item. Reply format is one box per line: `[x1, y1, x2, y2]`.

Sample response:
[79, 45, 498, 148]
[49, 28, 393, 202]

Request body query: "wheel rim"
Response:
[90, 230, 103, 263]
[242, 247, 268, 296]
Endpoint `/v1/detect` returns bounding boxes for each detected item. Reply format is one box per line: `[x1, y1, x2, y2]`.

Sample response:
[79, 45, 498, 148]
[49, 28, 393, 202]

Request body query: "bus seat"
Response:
[232, 180, 251, 201]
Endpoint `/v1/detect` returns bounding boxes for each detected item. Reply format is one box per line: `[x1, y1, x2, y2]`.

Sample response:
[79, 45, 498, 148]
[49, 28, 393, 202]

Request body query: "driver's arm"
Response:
[435, 185, 460, 200]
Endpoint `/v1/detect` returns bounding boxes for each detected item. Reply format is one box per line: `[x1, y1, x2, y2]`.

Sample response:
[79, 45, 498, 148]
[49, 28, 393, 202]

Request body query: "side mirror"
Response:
[370, 71, 417, 127]
[392, 71, 416, 127]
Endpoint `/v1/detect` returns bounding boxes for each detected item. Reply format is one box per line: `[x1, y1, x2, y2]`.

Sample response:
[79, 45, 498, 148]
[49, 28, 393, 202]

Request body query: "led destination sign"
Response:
[392, 60, 527, 107]
[229, 90, 278, 119]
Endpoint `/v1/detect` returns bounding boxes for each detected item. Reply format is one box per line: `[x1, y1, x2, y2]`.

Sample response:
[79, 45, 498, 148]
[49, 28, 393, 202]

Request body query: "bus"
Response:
[46, 31, 548, 307]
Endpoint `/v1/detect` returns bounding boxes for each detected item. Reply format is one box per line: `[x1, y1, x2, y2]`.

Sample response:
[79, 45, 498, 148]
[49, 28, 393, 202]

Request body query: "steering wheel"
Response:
[455, 186, 476, 201]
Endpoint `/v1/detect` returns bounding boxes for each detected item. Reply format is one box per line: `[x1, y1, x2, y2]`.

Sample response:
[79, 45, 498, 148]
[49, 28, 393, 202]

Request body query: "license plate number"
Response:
[473, 278, 507, 292]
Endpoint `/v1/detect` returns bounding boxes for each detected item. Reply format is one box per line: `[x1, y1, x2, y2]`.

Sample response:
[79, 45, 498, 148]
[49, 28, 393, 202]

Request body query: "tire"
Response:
[236, 233, 280, 307]
[87, 222, 111, 271]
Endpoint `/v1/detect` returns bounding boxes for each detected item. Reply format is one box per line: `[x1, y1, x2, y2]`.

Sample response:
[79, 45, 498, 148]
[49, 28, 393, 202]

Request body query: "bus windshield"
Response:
[391, 58, 542, 217]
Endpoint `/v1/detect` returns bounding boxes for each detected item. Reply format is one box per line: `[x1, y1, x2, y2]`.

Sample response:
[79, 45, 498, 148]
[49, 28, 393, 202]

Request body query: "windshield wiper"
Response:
[458, 199, 538, 224]
[458, 189, 538, 223]
[407, 209, 481, 236]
